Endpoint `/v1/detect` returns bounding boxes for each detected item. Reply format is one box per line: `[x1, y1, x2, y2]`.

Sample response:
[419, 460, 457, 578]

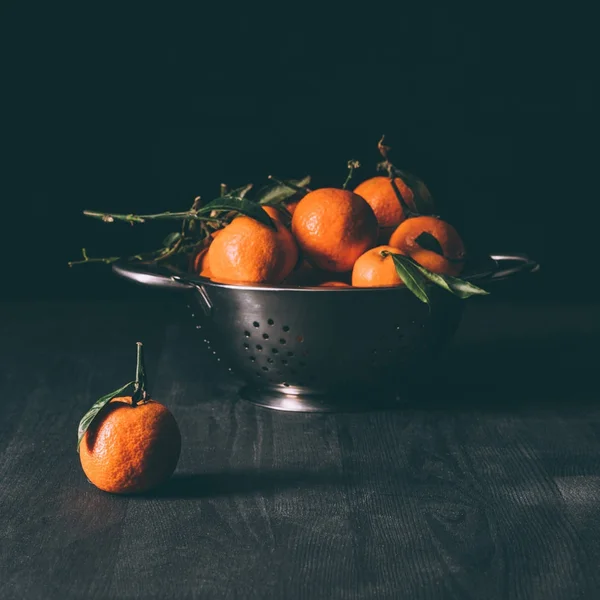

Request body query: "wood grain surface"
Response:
[1, 297, 599, 600]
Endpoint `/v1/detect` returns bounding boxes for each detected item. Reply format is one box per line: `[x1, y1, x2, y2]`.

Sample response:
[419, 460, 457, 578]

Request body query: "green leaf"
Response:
[415, 231, 444, 256]
[389, 254, 431, 305]
[162, 232, 182, 247]
[255, 176, 311, 206]
[198, 196, 276, 229]
[77, 381, 135, 452]
[396, 253, 489, 299]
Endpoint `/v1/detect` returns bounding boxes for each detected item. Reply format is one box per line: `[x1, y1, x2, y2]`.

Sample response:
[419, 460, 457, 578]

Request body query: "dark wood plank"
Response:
[1, 299, 600, 599]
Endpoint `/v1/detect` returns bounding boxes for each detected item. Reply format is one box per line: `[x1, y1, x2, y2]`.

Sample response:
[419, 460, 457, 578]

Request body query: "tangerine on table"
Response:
[79, 396, 181, 494]
[291, 188, 378, 272]
[389, 215, 465, 276]
[352, 245, 407, 288]
[207, 209, 299, 284]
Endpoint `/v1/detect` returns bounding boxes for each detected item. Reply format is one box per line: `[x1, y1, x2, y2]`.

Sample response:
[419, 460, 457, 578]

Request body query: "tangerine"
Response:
[353, 176, 421, 242]
[79, 396, 181, 494]
[291, 188, 378, 272]
[192, 247, 212, 278]
[351, 245, 406, 288]
[207, 210, 298, 284]
[389, 215, 465, 275]
[410, 249, 463, 277]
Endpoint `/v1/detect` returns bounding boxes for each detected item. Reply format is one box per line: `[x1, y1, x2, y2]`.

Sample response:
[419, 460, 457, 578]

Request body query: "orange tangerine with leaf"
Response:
[351, 245, 407, 288]
[389, 216, 465, 276]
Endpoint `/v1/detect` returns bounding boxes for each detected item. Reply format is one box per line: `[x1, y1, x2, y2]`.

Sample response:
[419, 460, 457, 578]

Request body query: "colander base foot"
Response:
[238, 385, 404, 413]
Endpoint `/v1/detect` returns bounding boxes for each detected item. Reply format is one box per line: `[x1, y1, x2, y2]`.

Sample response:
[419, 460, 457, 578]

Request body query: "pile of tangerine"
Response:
[192, 176, 465, 288]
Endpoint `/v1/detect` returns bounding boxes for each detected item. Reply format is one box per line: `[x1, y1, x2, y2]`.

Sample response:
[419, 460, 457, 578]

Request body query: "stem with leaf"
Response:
[380, 250, 489, 306]
[376, 135, 436, 217]
[77, 342, 152, 451]
[376, 135, 418, 218]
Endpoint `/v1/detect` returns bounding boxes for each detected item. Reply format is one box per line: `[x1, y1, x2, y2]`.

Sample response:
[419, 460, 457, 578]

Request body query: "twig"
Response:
[68, 248, 121, 267]
[342, 160, 360, 190]
[82, 210, 209, 224]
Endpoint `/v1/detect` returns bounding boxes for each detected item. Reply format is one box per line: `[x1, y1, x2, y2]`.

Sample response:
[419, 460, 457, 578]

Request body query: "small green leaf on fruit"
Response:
[77, 381, 135, 452]
[389, 254, 430, 305]
[415, 232, 444, 256]
[401, 254, 489, 299]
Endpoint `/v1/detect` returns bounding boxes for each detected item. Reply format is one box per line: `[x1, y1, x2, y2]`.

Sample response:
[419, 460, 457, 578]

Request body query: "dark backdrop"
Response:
[0, 3, 594, 301]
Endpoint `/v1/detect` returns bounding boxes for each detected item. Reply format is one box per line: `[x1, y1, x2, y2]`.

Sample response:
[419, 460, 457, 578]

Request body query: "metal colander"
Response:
[113, 254, 538, 412]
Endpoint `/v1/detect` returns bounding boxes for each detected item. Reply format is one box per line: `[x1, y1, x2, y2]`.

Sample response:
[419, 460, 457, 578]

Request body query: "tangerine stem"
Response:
[342, 160, 360, 190]
[132, 342, 149, 406]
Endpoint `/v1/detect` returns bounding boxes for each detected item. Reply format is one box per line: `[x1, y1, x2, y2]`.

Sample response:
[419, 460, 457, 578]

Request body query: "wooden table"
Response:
[1, 295, 599, 599]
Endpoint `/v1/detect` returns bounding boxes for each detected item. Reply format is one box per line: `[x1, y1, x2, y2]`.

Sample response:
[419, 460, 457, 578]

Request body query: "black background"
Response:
[0, 3, 594, 300]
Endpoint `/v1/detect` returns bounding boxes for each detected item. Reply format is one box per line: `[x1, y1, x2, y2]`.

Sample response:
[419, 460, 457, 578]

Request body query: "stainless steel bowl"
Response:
[113, 254, 539, 412]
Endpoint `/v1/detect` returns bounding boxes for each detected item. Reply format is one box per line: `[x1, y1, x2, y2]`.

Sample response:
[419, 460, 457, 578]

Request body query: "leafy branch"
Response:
[69, 190, 278, 268]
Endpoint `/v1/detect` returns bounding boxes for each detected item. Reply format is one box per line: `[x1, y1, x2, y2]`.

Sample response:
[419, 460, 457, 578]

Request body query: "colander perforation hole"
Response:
[283, 382, 290, 387]
[271, 348, 279, 355]
[262, 333, 269, 340]
[255, 372, 262, 377]
[261, 366, 269, 372]
[253, 321, 260, 328]
[287, 351, 294, 357]
[282, 325, 290, 332]
[243, 343, 250, 350]
[244, 330, 251, 338]
[281, 359, 288, 365]
[256, 344, 263, 351]
[268, 319, 274, 326]
[249, 356, 256, 362]
[279, 338, 287, 345]
[267, 358, 274, 364]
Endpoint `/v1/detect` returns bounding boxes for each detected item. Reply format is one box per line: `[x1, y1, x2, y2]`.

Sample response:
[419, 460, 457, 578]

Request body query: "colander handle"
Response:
[111, 261, 213, 315]
[112, 261, 196, 290]
[487, 254, 540, 280]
